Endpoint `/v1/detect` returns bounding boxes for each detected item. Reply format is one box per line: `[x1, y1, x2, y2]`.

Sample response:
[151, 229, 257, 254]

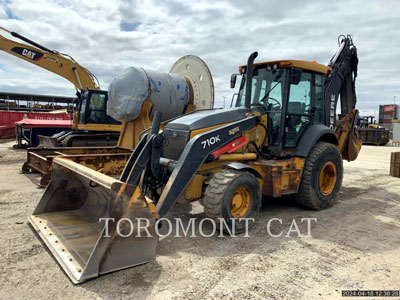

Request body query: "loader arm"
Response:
[156, 116, 259, 217]
[324, 35, 361, 161]
[0, 27, 98, 91]
[121, 115, 259, 217]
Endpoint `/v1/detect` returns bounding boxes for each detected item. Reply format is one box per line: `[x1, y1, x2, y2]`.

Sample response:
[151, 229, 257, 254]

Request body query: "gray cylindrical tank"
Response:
[107, 67, 191, 122]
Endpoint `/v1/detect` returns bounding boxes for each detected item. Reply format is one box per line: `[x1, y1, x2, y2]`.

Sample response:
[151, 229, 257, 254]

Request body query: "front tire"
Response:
[297, 142, 343, 210]
[203, 169, 262, 233]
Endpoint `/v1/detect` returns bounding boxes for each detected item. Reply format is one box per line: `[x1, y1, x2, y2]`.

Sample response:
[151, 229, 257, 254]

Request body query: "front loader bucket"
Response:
[29, 157, 158, 284]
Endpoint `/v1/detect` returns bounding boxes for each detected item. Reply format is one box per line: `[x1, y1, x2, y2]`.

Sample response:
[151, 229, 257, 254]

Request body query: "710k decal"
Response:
[201, 135, 220, 148]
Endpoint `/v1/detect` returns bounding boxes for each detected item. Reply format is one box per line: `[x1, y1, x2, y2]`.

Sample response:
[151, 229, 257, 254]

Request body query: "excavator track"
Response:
[61, 132, 120, 147]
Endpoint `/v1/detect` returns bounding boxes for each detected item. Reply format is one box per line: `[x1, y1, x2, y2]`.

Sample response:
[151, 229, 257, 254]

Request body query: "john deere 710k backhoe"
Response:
[29, 35, 361, 283]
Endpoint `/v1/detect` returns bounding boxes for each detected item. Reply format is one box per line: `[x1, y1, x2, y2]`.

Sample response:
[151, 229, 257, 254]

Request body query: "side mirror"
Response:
[290, 68, 302, 85]
[230, 74, 237, 89]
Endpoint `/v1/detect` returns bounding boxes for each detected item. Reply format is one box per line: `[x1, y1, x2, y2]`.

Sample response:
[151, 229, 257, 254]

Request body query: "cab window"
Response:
[314, 74, 324, 124]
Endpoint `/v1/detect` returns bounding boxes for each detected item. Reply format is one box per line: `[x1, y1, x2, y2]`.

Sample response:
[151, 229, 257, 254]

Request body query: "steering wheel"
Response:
[267, 97, 281, 109]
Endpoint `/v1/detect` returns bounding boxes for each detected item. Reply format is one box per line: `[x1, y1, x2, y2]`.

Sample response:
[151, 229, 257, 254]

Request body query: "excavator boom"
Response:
[0, 27, 98, 91]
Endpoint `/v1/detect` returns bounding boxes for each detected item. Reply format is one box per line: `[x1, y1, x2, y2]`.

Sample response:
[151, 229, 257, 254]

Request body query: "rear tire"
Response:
[203, 169, 262, 233]
[297, 142, 343, 210]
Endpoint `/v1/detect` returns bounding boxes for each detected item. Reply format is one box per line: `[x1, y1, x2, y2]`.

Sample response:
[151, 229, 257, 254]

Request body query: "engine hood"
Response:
[165, 107, 250, 132]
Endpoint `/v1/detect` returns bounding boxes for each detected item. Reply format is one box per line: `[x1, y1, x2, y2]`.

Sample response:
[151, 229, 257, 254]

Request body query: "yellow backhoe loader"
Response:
[0, 26, 120, 146]
[29, 35, 361, 283]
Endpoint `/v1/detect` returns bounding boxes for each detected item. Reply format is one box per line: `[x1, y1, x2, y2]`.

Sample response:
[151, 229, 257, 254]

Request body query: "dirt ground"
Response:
[0, 139, 399, 300]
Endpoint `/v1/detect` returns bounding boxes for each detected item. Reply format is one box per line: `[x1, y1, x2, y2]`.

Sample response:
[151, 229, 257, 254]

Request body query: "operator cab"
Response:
[78, 89, 120, 125]
[232, 60, 329, 151]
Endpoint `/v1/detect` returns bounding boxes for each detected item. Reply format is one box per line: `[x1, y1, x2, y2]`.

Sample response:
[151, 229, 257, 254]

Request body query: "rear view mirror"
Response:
[230, 74, 237, 89]
[290, 68, 302, 85]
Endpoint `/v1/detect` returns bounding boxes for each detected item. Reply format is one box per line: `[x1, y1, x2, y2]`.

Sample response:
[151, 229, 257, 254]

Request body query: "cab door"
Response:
[283, 71, 321, 148]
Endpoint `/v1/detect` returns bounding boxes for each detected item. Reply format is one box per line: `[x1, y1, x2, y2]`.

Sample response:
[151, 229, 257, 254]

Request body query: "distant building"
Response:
[379, 104, 399, 130]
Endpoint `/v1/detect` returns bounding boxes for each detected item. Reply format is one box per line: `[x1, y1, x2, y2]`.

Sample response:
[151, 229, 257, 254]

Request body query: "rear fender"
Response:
[295, 124, 338, 158]
[222, 162, 262, 179]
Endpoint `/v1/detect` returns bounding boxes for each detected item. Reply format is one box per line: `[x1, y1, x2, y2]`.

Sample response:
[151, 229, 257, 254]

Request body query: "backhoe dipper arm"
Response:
[324, 35, 361, 161]
[0, 27, 98, 91]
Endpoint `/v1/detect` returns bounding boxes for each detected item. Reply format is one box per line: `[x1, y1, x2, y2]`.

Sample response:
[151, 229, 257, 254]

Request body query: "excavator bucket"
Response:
[29, 157, 158, 284]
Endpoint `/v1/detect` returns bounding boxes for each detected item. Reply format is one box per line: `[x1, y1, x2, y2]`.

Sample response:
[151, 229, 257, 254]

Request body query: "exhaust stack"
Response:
[244, 51, 258, 108]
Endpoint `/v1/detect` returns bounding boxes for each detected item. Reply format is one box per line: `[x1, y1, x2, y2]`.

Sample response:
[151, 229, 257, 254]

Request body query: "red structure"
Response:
[14, 118, 72, 128]
[14, 118, 72, 147]
[0, 111, 71, 139]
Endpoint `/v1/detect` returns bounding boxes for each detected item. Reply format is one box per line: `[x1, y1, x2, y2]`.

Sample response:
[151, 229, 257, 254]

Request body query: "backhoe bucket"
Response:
[337, 109, 362, 162]
[29, 157, 158, 284]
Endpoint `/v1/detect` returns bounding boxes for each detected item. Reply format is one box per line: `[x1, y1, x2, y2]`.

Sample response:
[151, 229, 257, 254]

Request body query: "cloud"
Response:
[0, 0, 399, 117]
[0, 7, 5, 18]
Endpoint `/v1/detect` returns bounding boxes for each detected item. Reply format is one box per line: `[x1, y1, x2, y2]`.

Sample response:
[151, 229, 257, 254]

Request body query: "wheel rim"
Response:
[319, 161, 337, 196]
[231, 186, 252, 218]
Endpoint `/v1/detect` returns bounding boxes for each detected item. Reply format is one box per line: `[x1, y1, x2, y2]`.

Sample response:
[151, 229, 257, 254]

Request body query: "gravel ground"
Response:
[0, 139, 399, 300]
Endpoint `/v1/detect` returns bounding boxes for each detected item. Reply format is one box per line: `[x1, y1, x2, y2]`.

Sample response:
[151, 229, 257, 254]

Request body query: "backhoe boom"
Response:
[324, 35, 361, 161]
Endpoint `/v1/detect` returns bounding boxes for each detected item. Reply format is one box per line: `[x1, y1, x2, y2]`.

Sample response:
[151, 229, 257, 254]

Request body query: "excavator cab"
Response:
[77, 89, 120, 125]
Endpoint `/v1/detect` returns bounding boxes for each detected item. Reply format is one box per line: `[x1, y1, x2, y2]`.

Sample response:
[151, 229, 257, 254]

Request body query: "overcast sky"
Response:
[0, 0, 399, 116]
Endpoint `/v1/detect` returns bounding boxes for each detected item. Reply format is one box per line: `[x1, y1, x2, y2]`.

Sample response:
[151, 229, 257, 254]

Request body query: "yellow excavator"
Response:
[0, 26, 121, 146]
[29, 35, 361, 283]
